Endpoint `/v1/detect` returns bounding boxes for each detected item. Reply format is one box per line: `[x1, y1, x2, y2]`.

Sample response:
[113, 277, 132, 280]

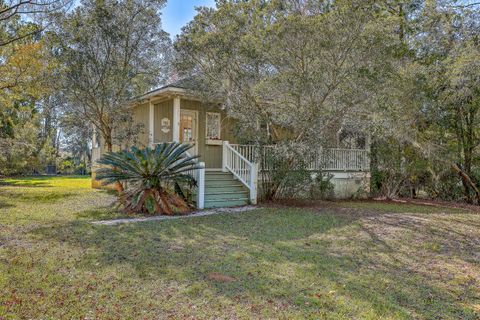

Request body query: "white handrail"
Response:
[223, 141, 258, 205]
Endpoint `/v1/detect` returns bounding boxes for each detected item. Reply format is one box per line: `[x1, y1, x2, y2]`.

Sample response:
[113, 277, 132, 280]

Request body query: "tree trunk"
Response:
[452, 163, 480, 205]
[105, 132, 124, 194]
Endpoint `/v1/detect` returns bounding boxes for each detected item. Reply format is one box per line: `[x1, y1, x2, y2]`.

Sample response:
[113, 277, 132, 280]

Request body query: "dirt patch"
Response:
[262, 199, 341, 209]
[390, 198, 480, 212]
[207, 272, 236, 283]
[263, 198, 480, 214]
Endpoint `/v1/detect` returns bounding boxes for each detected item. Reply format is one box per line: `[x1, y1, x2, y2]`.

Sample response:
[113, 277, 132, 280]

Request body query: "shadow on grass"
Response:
[0, 175, 90, 188]
[75, 208, 134, 221]
[31, 207, 479, 318]
[0, 200, 14, 209]
[337, 199, 474, 214]
[0, 180, 52, 188]
[0, 191, 76, 204]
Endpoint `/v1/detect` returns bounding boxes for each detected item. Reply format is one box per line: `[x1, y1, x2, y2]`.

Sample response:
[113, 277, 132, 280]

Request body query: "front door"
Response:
[180, 110, 198, 155]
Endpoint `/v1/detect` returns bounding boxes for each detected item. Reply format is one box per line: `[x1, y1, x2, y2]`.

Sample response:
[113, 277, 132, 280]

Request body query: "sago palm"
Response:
[96, 142, 202, 215]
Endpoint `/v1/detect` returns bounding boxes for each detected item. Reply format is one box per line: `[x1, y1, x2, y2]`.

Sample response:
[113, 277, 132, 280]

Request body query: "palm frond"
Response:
[95, 142, 201, 215]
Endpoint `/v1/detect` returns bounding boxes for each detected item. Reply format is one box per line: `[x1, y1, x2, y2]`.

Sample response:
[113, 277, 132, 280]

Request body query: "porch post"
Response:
[196, 162, 205, 209]
[222, 141, 229, 172]
[91, 125, 99, 166]
[250, 163, 259, 205]
[149, 100, 154, 148]
[92, 125, 97, 149]
[173, 97, 180, 142]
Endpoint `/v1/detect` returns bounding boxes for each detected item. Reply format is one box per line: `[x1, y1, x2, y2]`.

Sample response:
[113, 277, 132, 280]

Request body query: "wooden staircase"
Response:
[201, 171, 250, 208]
[189, 142, 258, 209]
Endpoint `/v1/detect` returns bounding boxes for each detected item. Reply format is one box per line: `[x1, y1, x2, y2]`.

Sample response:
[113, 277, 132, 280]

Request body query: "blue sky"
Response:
[162, 0, 216, 39]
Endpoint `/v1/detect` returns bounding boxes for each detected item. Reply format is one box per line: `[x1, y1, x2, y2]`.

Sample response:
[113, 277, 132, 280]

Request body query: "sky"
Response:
[162, 0, 216, 39]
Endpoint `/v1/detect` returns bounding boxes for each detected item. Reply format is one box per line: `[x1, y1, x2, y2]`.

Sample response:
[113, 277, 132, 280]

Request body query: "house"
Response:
[91, 81, 371, 208]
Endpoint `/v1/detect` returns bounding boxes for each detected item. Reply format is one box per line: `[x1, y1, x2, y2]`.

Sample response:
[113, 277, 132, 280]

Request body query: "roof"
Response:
[134, 77, 204, 102]
[163, 77, 203, 91]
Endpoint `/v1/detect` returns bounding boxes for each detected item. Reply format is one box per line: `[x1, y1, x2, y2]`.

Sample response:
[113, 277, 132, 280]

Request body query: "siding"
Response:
[154, 100, 174, 143]
[125, 98, 238, 169]
[132, 102, 149, 147]
[180, 99, 236, 168]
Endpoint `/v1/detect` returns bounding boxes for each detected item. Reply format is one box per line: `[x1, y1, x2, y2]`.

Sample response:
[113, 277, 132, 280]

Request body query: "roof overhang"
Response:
[128, 87, 184, 108]
[129, 85, 222, 108]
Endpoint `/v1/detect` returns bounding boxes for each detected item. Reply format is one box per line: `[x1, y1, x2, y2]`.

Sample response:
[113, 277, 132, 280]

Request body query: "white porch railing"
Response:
[322, 148, 369, 171]
[222, 141, 258, 204]
[229, 144, 370, 172]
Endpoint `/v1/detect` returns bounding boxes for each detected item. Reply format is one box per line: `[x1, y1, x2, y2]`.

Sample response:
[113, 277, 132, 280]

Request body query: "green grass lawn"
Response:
[0, 176, 479, 319]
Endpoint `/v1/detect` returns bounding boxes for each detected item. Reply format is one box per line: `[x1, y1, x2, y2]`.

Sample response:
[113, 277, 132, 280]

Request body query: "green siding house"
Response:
[92, 82, 371, 208]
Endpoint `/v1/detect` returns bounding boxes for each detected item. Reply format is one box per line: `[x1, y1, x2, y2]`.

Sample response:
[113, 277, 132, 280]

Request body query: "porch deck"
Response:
[91, 142, 370, 208]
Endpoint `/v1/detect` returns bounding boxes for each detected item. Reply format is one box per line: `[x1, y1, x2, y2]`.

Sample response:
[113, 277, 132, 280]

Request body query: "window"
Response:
[206, 112, 221, 140]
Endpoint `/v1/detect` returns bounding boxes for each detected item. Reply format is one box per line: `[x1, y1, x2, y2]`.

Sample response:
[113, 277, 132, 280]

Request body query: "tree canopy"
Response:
[1, 0, 480, 204]
[51, 0, 172, 152]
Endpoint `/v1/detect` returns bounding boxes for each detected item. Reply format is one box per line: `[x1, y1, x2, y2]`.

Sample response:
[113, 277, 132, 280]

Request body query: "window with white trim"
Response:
[206, 112, 221, 140]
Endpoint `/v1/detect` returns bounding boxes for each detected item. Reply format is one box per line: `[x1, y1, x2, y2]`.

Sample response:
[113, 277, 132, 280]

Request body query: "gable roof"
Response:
[134, 77, 203, 102]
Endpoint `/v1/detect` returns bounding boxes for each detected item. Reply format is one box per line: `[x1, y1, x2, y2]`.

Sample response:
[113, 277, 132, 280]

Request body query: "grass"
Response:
[336, 200, 472, 214]
[0, 176, 479, 319]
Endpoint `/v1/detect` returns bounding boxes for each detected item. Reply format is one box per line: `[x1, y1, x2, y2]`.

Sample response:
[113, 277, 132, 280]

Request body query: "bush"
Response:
[309, 171, 334, 200]
[96, 143, 201, 215]
[259, 143, 334, 200]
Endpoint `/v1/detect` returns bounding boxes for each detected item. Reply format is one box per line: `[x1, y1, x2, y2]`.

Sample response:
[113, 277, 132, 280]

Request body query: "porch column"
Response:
[149, 100, 154, 148]
[250, 163, 259, 205]
[173, 97, 180, 142]
[91, 125, 98, 166]
[222, 141, 229, 172]
[196, 162, 205, 209]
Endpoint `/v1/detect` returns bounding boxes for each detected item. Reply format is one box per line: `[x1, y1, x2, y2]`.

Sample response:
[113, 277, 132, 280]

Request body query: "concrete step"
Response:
[205, 171, 230, 175]
[204, 198, 250, 208]
[204, 191, 249, 201]
[205, 175, 236, 181]
[204, 178, 243, 187]
[205, 184, 246, 193]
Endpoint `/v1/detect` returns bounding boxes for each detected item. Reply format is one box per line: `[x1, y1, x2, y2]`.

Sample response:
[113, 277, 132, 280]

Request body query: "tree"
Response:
[97, 143, 200, 215]
[61, 110, 93, 173]
[53, 0, 172, 153]
[0, 16, 55, 175]
[0, 0, 71, 47]
[175, 0, 400, 199]
[370, 1, 480, 203]
[425, 6, 480, 203]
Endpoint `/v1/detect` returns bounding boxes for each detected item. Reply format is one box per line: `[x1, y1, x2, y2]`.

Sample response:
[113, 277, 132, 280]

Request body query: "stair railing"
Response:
[222, 141, 258, 205]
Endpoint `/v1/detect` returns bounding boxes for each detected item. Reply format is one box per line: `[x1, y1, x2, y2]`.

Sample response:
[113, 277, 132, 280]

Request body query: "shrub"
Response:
[309, 171, 335, 200]
[259, 143, 334, 200]
[96, 143, 201, 215]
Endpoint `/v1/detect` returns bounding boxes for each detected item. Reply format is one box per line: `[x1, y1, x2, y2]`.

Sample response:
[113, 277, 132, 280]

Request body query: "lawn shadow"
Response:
[0, 200, 14, 209]
[0, 180, 52, 188]
[0, 190, 76, 204]
[75, 207, 135, 221]
[0, 175, 90, 188]
[31, 207, 479, 319]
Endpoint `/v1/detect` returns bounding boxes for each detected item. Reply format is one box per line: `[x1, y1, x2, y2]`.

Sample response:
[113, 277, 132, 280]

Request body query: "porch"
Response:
[91, 93, 371, 207]
[189, 142, 370, 209]
[92, 140, 370, 208]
